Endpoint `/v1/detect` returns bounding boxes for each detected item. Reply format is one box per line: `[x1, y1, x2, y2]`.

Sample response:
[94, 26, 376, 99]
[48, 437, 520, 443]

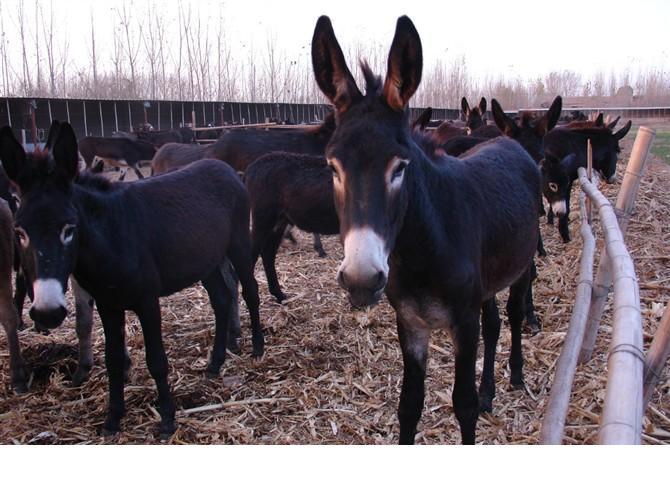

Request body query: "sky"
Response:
[1, 0, 668, 83]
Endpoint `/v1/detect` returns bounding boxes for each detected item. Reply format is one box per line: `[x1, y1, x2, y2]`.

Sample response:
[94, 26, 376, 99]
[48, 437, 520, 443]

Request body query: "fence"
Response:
[3, 96, 669, 145]
[539, 127, 670, 444]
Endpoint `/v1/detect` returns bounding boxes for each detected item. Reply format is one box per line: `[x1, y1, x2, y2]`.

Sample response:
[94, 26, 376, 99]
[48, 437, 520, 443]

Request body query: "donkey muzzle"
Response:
[30, 279, 68, 330]
[338, 227, 389, 308]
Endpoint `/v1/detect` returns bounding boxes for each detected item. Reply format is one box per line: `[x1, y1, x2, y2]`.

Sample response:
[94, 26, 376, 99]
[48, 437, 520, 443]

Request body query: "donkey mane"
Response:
[519, 111, 536, 127]
[75, 172, 117, 192]
[360, 60, 383, 95]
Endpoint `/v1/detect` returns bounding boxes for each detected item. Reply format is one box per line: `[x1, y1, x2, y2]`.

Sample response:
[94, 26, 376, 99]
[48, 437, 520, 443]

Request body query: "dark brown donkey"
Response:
[461, 97, 487, 132]
[312, 16, 540, 444]
[79, 136, 156, 180]
[0, 121, 263, 438]
[151, 143, 208, 176]
[205, 115, 338, 257]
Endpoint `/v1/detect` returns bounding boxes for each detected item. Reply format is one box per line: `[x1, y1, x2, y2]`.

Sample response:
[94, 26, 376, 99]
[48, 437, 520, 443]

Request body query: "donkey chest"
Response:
[391, 293, 453, 331]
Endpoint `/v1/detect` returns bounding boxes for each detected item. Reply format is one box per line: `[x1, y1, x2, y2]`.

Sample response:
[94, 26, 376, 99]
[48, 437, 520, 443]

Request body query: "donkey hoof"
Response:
[205, 365, 221, 378]
[158, 423, 176, 441]
[100, 425, 121, 437]
[251, 347, 264, 360]
[226, 338, 241, 355]
[510, 378, 525, 391]
[272, 292, 286, 304]
[316, 250, 327, 258]
[12, 381, 29, 395]
[478, 397, 493, 414]
[70, 369, 91, 388]
[561, 235, 571, 243]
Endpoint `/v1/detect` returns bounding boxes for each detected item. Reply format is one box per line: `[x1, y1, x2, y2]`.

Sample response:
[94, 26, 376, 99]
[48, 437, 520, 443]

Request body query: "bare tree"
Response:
[41, 0, 57, 95]
[0, 1, 12, 96]
[116, 0, 142, 98]
[89, 7, 99, 92]
[141, 1, 161, 99]
[17, 1, 33, 95]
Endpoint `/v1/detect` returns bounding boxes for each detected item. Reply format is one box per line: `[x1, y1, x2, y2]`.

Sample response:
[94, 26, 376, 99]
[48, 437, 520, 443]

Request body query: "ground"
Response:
[0, 120, 668, 444]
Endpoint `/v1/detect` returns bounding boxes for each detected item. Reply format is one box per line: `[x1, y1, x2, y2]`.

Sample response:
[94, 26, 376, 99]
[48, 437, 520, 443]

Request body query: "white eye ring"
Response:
[15, 227, 29, 248]
[61, 224, 76, 245]
[549, 182, 559, 193]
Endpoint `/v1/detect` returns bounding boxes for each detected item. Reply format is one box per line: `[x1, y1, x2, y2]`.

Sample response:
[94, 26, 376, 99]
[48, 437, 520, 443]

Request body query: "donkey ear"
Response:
[461, 97, 470, 117]
[383, 16, 422, 111]
[0, 126, 26, 183]
[44, 120, 61, 151]
[606, 115, 621, 130]
[412, 107, 432, 131]
[491, 99, 518, 136]
[536, 95, 562, 135]
[613, 120, 632, 141]
[478, 97, 487, 114]
[594, 112, 604, 127]
[311, 16, 361, 114]
[52, 122, 79, 180]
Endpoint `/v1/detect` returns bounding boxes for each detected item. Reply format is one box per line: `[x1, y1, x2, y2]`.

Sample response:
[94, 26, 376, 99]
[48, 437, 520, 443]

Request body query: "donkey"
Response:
[151, 143, 208, 176]
[206, 115, 337, 258]
[312, 16, 540, 444]
[0, 199, 23, 391]
[1, 124, 103, 392]
[542, 120, 632, 242]
[0, 121, 263, 438]
[246, 153, 338, 302]
[461, 97, 487, 133]
[79, 136, 156, 180]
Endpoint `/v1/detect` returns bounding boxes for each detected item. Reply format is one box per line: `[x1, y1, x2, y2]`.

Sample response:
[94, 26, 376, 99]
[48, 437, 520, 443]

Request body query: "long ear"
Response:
[491, 99, 518, 136]
[478, 97, 487, 115]
[0, 126, 26, 183]
[536, 95, 562, 135]
[613, 120, 632, 141]
[594, 112, 604, 127]
[383, 16, 422, 111]
[412, 107, 432, 131]
[606, 115, 621, 129]
[51, 122, 79, 180]
[44, 120, 61, 151]
[461, 97, 470, 117]
[311, 16, 361, 114]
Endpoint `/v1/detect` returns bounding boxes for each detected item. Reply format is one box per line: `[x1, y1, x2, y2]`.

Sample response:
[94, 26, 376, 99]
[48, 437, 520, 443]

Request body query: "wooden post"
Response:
[586, 139, 593, 223]
[579, 127, 656, 363]
[98, 101, 104, 137]
[540, 192, 596, 444]
[643, 301, 670, 409]
[578, 167, 644, 444]
[191, 110, 196, 128]
[82, 100, 88, 137]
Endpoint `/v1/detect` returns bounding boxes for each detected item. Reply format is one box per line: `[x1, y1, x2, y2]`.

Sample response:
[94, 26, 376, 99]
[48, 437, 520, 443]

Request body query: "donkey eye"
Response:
[549, 182, 559, 192]
[15, 227, 29, 248]
[391, 160, 409, 181]
[328, 162, 340, 181]
[61, 224, 76, 245]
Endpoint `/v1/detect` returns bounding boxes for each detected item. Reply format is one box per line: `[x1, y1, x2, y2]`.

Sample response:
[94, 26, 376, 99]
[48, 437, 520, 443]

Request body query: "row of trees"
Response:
[1, 0, 669, 108]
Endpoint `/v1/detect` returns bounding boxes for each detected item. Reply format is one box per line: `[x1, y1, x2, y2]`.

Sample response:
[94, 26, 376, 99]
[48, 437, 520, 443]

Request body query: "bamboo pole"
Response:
[578, 167, 644, 444]
[586, 139, 593, 223]
[579, 126, 656, 363]
[643, 300, 670, 409]
[540, 191, 596, 444]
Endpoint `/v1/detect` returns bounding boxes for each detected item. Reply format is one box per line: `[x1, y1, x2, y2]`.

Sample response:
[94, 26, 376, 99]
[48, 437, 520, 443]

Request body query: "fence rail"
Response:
[540, 127, 657, 444]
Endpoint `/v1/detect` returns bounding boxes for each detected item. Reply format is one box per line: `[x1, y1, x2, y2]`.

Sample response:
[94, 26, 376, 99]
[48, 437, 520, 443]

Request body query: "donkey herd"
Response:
[0, 16, 633, 444]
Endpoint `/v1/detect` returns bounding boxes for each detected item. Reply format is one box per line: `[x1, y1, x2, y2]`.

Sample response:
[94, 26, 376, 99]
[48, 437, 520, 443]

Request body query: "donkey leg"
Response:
[136, 297, 176, 439]
[312, 233, 327, 258]
[228, 236, 264, 359]
[536, 229, 547, 257]
[261, 224, 288, 303]
[523, 260, 541, 335]
[14, 270, 27, 331]
[131, 162, 145, 180]
[98, 305, 127, 435]
[558, 188, 572, 243]
[1, 290, 28, 394]
[202, 270, 233, 377]
[546, 206, 554, 226]
[452, 307, 481, 445]
[508, 268, 532, 389]
[396, 311, 429, 445]
[220, 258, 241, 354]
[67, 278, 95, 387]
[479, 298, 501, 413]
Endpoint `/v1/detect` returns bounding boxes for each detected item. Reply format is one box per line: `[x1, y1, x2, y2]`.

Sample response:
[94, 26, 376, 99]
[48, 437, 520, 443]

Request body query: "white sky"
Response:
[1, 0, 668, 83]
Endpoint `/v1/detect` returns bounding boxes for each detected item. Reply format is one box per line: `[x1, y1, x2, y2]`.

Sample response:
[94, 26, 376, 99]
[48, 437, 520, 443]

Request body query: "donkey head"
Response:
[462, 97, 487, 133]
[540, 153, 576, 216]
[588, 120, 632, 183]
[312, 15, 422, 307]
[0, 121, 79, 329]
[491, 96, 562, 162]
